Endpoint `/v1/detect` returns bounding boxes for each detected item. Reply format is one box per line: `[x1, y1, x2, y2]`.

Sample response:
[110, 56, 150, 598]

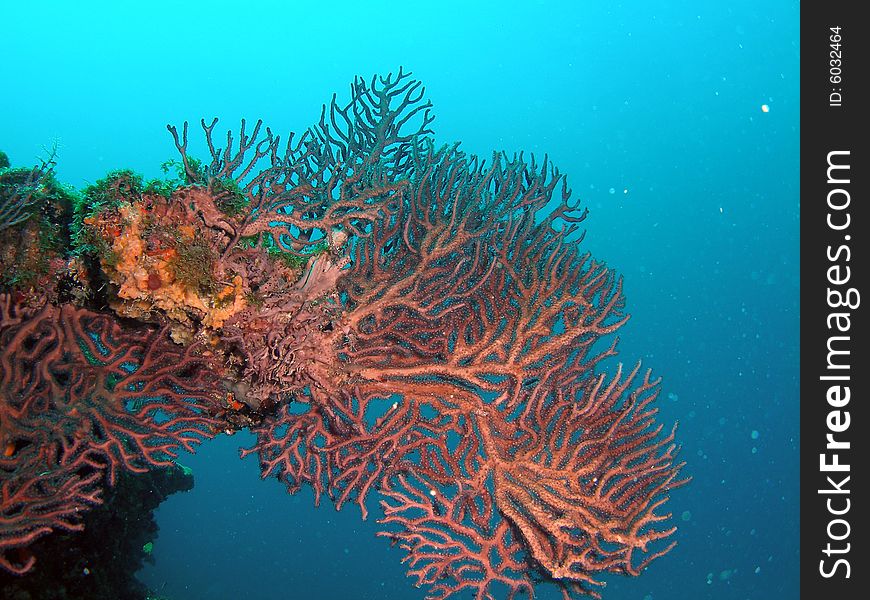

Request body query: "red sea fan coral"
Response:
[0, 296, 225, 573]
[241, 96, 687, 596]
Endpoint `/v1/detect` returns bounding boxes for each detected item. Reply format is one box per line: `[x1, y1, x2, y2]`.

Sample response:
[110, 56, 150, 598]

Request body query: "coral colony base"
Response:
[0, 70, 687, 599]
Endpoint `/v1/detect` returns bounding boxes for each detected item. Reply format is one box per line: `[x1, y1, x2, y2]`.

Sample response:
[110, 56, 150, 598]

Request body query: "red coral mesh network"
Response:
[233, 73, 688, 599]
[0, 296, 224, 574]
[0, 69, 686, 599]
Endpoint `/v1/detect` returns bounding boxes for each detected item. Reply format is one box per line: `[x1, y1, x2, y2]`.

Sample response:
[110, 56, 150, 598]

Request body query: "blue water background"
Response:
[1, 1, 799, 598]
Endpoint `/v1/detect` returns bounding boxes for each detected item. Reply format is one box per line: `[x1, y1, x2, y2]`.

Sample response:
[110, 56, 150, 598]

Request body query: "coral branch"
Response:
[0, 150, 56, 233]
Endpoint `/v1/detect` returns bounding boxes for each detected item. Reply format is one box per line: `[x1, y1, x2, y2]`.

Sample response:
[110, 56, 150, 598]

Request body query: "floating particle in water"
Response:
[681, 510, 692, 522]
[751, 430, 760, 440]
[761, 104, 770, 112]
[667, 392, 679, 402]
[609, 187, 616, 195]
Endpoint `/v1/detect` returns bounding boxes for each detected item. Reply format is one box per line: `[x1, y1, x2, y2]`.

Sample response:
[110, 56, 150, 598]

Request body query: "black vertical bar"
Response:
[801, 1, 867, 598]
